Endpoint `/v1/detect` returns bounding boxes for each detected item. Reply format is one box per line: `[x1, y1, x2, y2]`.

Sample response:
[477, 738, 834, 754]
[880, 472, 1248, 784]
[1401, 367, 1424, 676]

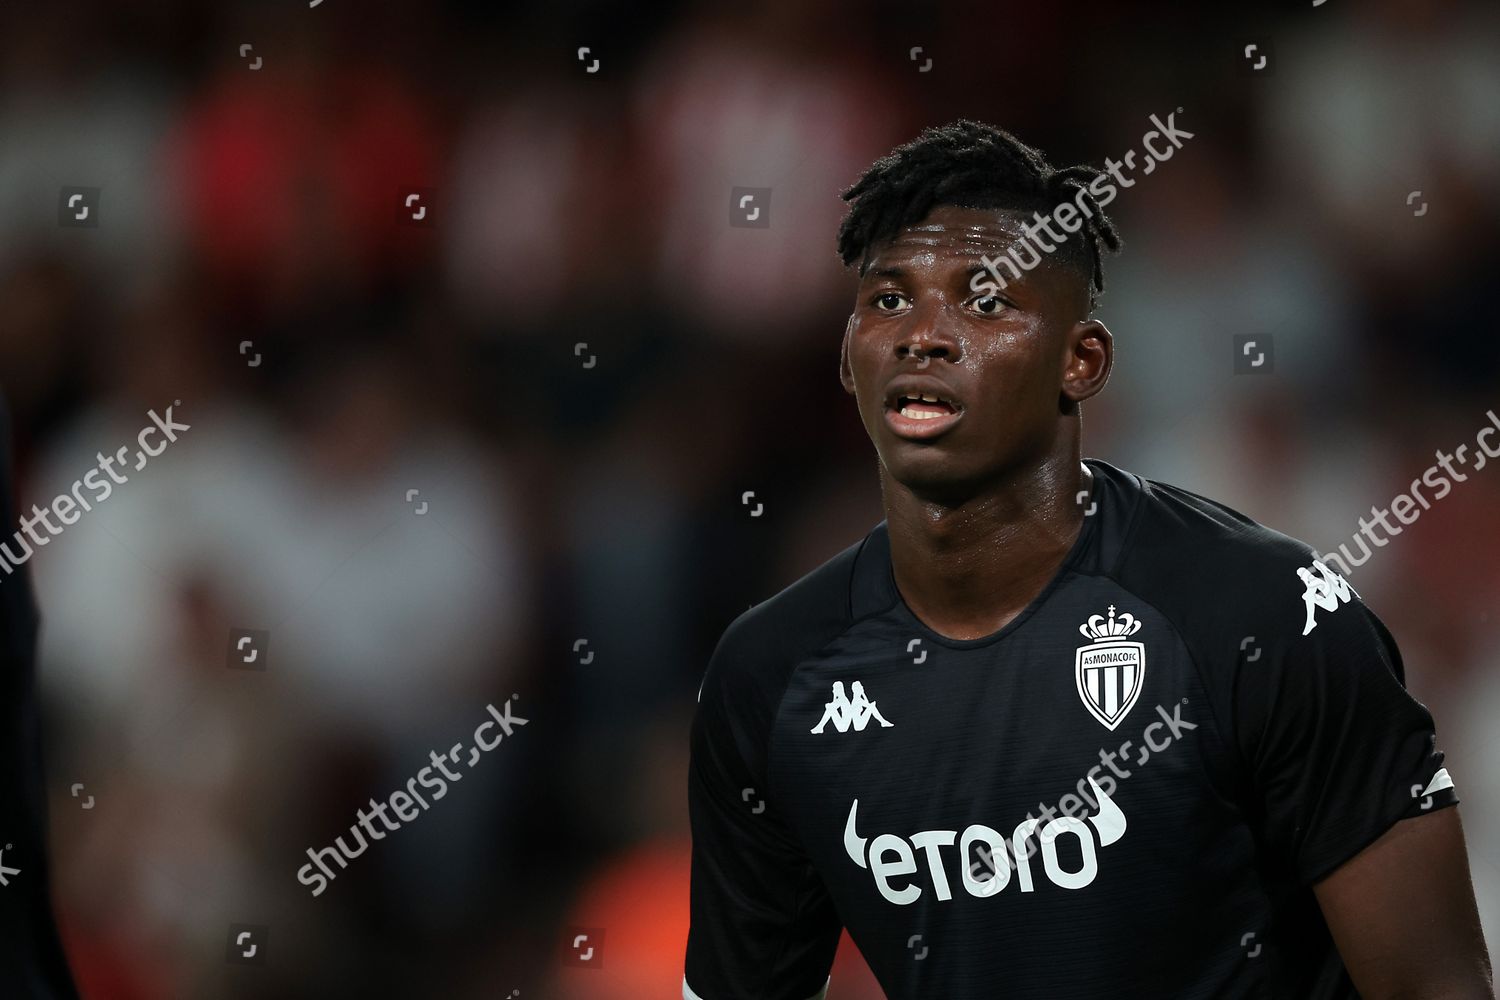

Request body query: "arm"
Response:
[1314, 807, 1494, 1000]
[1234, 557, 1492, 998]
[683, 624, 842, 1000]
[0, 392, 80, 997]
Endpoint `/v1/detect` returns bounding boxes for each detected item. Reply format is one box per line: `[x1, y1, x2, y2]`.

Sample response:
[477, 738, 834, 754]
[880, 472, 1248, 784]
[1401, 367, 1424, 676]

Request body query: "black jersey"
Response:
[0, 395, 79, 998]
[684, 458, 1456, 1000]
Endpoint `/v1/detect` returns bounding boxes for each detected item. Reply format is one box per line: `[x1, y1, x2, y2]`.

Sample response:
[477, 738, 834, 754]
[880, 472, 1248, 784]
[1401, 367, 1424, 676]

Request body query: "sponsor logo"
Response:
[1075, 605, 1145, 730]
[812, 680, 893, 734]
[1297, 559, 1358, 636]
[841, 777, 1127, 904]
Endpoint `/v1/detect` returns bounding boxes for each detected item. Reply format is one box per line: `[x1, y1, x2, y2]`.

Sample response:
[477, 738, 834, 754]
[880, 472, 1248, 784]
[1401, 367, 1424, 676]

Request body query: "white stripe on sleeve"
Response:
[683, 975, 830, 1000]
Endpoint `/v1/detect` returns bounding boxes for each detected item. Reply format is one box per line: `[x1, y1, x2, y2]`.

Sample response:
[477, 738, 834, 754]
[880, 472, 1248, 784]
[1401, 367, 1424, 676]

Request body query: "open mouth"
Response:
[892, 393, 960, 420]
[883, 391, 964, 440]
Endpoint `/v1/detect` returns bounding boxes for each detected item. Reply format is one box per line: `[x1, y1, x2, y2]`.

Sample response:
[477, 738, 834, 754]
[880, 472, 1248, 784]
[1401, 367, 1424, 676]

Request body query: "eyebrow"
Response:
[864, 263, 993, 280]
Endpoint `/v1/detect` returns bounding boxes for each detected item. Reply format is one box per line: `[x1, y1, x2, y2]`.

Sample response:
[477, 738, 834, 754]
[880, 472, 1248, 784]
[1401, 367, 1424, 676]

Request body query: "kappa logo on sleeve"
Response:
[811, 680, 894, 734]
[1297, 559, 1358, 636]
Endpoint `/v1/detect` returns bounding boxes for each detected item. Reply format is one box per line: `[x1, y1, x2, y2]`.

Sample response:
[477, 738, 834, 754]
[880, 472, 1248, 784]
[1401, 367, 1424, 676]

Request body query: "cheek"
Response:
[842, 357, 875, 421]
[968, 341, 1066, 436]
[965, 330, 1052, 396]
[847, 339, 884, 407]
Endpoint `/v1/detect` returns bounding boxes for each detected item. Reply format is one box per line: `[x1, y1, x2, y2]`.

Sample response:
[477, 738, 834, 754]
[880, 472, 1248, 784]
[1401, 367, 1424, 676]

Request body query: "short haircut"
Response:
[835, 120, 1122, 308]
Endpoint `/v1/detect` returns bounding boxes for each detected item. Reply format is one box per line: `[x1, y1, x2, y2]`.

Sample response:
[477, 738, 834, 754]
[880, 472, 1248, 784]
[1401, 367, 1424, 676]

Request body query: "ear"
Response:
[839, 314, 857, 396]
[1061, 319, 1112, 404]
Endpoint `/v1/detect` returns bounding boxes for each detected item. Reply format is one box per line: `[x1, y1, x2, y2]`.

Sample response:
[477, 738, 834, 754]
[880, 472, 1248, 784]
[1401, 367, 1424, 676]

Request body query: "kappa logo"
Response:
[1298, 559, 1358, 636]
[1075, 605, 1145, 731]
[812, 680, 893, 734]
[842, 776, 1127, 905]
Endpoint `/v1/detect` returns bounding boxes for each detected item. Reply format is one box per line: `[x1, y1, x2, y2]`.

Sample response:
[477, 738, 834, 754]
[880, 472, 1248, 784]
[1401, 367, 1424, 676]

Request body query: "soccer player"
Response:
[683, 121, 1495, 999]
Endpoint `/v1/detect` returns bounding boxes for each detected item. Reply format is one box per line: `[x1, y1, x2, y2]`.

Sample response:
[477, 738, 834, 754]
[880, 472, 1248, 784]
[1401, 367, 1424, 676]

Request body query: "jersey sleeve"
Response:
[683, 621, 841, 1000]
[0, 393, 81, 998]
[1235, 564, 1457, 886]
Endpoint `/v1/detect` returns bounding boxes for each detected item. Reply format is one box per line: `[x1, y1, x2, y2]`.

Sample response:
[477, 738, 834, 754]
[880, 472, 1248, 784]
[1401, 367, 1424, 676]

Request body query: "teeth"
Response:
[896, 392, 953, 406]
[899, 406, 949, 420]
[895, 390, 955, 413]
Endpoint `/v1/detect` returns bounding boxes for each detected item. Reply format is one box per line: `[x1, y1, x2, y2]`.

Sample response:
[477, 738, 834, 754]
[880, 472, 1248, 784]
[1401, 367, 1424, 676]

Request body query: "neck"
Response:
[882, 447, 1092, 641]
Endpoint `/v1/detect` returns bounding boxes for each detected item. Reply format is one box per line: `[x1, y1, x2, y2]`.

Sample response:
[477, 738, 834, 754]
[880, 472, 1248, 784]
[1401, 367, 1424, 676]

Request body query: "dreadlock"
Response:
[835, 120, 1122, 309]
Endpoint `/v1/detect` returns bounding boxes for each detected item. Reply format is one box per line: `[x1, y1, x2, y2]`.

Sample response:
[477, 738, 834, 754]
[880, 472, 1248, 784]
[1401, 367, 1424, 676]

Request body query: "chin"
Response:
[881, 453, 985, 502]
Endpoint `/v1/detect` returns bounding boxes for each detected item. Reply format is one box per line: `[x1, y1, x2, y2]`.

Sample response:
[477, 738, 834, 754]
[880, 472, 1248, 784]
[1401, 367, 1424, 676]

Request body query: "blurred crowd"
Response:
[0, 0, 1497, 996]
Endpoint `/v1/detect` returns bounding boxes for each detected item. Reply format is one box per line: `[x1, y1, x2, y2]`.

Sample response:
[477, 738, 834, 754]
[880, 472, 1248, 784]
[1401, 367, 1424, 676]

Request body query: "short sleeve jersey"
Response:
[683, 458, 1456, 1000]
[0, 394, 80, 998]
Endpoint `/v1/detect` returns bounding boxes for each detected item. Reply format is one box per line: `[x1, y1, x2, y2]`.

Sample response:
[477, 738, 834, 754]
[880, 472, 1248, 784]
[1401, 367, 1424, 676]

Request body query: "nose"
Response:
[896, 300, 958, 364]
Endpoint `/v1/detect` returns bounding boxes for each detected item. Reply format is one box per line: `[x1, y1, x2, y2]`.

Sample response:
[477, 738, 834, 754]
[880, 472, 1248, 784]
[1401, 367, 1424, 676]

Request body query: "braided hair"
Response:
[836, 120, 1122, 309]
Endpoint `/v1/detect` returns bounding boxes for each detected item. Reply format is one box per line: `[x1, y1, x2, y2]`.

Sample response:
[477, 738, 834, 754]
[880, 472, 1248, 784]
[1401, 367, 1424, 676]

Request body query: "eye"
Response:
[872, 292, 910, 312]
[968, 294, 1007, 315]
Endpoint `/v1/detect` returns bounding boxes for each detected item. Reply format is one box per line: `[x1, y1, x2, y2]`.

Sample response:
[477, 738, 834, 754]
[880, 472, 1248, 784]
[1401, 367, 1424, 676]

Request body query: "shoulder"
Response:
[1103, 464, 1382, 670]
[699, 527, 873, 712]
[1124, 470, 1319, 578]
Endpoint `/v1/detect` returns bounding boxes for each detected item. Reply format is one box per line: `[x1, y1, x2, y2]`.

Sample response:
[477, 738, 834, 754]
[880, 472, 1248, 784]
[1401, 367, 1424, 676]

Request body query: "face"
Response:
[839, 203, 1112, 501]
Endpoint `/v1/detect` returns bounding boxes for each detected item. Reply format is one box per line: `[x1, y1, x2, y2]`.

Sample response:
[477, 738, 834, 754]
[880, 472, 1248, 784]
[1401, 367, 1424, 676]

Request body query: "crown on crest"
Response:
[1078, 605, 1142, 642]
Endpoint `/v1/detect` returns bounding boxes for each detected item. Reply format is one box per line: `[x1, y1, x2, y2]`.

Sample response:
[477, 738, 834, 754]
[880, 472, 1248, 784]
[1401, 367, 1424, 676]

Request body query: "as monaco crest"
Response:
[1075, 605, 1145, 731]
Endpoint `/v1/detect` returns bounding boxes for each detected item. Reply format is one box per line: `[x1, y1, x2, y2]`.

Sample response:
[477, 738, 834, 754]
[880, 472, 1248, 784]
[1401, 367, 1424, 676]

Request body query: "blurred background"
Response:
[0, 0, 1497, 996]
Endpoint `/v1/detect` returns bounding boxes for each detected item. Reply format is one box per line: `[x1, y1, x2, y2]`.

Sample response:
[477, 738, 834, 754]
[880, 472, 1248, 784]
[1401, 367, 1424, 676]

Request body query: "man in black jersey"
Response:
[683, 121, 1495, 999]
